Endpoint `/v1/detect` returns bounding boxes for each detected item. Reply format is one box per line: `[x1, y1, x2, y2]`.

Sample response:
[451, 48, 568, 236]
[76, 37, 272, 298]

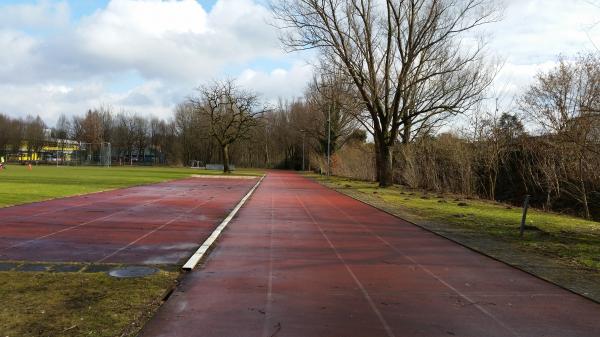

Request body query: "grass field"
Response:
[0, 165, 263, 207]
[0, 269, 178, 337]
[309, 174, 600, 301]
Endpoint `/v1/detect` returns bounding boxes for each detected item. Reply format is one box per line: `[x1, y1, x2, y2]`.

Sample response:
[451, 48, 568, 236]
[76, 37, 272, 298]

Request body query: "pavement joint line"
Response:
[0, 190, 135, 223]
[295, 194, 396, 337]
[182, 175, 265, 270]
[317, 187, 521, 337]
[311, 175, 600, 306]
[0, 192, 182, 254]
[94, 198, 211, 263]
[0, 176, 206, 223]
[260, 193, 276, 337]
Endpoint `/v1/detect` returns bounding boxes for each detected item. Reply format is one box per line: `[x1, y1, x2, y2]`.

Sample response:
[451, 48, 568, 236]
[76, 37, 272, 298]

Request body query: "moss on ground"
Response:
[309, 174, 600, 302]
[0, 270, 178, 337]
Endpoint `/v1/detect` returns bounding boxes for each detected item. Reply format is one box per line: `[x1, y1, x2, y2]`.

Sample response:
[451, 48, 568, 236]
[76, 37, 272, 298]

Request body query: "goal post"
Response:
[190, 160, 203, 169]
[74, 142, 112, 167]
[100, 142, 111, 167]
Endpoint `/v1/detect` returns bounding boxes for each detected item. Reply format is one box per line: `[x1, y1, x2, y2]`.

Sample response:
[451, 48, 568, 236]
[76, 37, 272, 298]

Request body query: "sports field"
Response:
[0, 165, 263, 207]
[0, 166, 262, 336]
[1, 169, 600, 337]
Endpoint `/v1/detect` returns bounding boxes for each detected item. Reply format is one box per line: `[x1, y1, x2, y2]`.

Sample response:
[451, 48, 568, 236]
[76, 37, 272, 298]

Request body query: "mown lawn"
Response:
[0, 270, 178, 337]
[0, 165, 263, 207]
[309, 174, 600, 300]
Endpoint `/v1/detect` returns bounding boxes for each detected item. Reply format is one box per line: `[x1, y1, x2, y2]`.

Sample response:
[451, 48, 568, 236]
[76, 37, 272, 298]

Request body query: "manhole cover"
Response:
[108, 266, 158, 278]
[84, 264, 115, 273]
[0, 262, 19, 271]
[53, 264, 83, 273]
[17, 264, 51, 272]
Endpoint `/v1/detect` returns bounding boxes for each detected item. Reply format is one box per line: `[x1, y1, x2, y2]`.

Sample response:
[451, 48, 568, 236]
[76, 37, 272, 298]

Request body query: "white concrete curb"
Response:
[182, 175, 265, 271]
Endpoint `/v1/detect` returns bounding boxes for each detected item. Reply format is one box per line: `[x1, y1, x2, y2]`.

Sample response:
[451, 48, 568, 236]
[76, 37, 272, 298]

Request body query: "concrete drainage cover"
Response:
[0, 262, 19, 271]
[17, 264, 51, 272]
[108, 266, 158, 278]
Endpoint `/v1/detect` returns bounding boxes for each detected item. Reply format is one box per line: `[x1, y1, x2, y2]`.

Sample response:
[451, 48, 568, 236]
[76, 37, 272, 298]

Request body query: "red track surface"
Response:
[141, 171, 600, 337]
[0, 177, 257, 265]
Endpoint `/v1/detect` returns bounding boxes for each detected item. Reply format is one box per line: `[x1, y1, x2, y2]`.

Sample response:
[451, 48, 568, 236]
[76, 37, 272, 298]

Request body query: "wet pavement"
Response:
[0, 177, 257, 265]
[140, 171, 600, 337]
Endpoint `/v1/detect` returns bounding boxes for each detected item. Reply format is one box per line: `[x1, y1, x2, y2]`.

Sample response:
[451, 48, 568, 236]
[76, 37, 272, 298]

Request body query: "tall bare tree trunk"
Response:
[379, 143, 394, 187]
[222, 143, 231, 173]
[402, 121, 412, 145]
[374, 138, 382, 182]
[579, 158, 591, 219]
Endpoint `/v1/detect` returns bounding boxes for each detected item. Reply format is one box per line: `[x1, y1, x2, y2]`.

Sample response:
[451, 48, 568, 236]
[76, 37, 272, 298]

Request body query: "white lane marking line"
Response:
[182, 175, 265, 270]
[0, 177, 200, 222]
[0, 189, 144, 223]
[321, 195, 521, 337]
[95, 198, 212, 263]
[191, 174, 257, 179]
[261, 193, 276, 337]
[2, 182, 214, 253]
[0, 194, 176, 253]
[296, 195, 396, 337]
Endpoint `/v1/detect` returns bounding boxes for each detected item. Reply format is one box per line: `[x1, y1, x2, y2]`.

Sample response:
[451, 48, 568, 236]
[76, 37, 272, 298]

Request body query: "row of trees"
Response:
[272, 0, 498, 186]
[0, 108, 178, 165]
[52, 108, 177, 165]
[0, 115, 46, 158]
[174, 77, 363, 172]
[1, 55, 597, 218]
[1, 0, 597, 219]
[327, 55, 600, 220]
[267, 0, 598, 219]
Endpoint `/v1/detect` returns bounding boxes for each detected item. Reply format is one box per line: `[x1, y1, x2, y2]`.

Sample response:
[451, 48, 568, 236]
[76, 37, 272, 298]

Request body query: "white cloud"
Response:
[0, 80, 178, 126]
[491, 0, 600, 63]
[0, 30, 39, 82]
[4, 0, 600, 127]
[71, 0, 281, 81]
[238, 62, 314, 103]
[477, 0, 600, 110]
[0, 0, 302, 123]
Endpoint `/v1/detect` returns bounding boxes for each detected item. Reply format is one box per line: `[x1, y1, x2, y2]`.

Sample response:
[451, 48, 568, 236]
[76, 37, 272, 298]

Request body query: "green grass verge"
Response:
[0, 270, 178, 337]
[309, 174, 600, 300]
[0, 165, 263, 207]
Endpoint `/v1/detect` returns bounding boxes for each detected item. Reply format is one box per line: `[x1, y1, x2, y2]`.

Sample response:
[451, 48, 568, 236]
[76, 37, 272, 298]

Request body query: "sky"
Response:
[0, 0, 599, 126]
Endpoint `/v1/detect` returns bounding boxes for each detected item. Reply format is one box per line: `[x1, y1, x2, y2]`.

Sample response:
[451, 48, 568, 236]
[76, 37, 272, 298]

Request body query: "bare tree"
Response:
[113, 112, 137, 165]
[73, 108, 112, 144]
[189, 80, 266, 173]
[52, 114, 72, 163]
[24, 116, 46, 160]
[0, 114, 10, 157]
[272, 0, 499, 186]
[305, 70, 361, 158]
[132, 115, 149, 163]
[519, 54, 600, 219]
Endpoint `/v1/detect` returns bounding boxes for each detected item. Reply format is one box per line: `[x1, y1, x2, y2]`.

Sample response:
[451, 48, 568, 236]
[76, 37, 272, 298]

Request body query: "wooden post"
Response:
[520, 195, 531, 237]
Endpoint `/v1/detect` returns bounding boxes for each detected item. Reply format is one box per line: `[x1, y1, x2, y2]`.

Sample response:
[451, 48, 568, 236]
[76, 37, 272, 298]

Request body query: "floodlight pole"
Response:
[327, 105, 331, 177]
[300, 129, 306, 171]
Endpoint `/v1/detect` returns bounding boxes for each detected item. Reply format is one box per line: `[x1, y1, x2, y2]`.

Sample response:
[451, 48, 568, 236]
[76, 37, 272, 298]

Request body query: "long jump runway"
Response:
[141, 171, 600, 337]
[0, 177, 258, 265]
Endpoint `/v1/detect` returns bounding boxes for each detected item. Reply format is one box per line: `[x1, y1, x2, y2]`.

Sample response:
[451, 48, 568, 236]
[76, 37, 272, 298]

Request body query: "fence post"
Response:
[520, 194, 531, 237]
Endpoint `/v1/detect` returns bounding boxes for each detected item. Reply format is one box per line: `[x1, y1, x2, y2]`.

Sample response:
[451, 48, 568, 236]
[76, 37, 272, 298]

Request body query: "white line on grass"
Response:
[182, 175, 265, 270]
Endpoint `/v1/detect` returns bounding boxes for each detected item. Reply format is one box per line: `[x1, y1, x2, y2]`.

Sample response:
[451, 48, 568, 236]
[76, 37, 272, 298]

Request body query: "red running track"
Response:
[0, 177, 257, 265]
[141, 171, 600, 337]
